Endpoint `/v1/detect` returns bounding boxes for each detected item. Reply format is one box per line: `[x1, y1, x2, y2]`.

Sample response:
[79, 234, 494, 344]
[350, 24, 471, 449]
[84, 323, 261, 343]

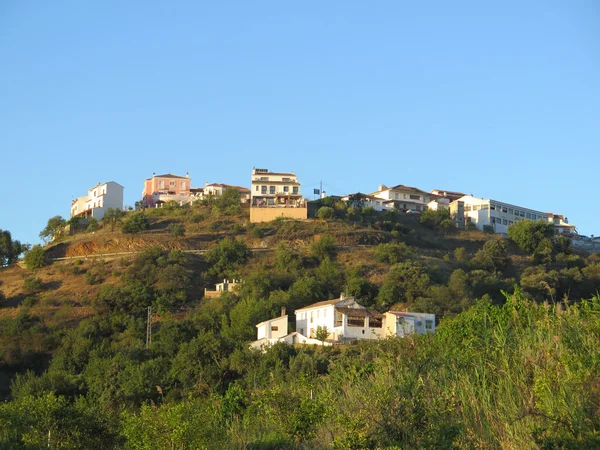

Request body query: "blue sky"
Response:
[1, 1, 599, 244]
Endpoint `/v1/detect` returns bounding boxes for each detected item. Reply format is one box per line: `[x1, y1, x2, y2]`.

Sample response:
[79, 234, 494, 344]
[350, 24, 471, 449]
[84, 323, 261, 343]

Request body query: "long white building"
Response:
[454, 195, 576, 236]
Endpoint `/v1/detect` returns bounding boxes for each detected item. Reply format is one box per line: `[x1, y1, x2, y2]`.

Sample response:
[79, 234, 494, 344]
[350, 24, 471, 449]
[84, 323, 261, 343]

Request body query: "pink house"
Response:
[142, 173, 191, 207]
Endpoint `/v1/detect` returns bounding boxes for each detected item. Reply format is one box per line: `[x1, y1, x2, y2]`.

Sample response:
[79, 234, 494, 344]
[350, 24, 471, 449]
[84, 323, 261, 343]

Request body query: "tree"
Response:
[315, 325, 329, 345]
[40, 216, 67, 242]
[508, 220, 555, 254]
[23, 245, 47, 270]
[214, 188, 242, 214]
[346, 193, 367, 209]
[316, 206, 334, 220]
[205, 238, 249, 278]
[122, 213, 150, 233]
[377, 261, 430, 308]
[0, 229, 28, 266]
[86, 217, 100, 232]
[420, 208, 454, 232]
[374, 242, 414, 264]
[310, 235, 336, 261]
[103, 208, 125, 231]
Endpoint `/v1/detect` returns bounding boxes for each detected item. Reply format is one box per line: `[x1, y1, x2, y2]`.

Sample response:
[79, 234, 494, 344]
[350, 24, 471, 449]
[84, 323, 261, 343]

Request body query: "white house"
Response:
[294, 294, 384, 342]
[250, 168, 303, 207]
[341, 193, 395, 212]
[192, 182, 251, 203]
[547, 213, 577, 236]
[383, 311, 436, 337]
[371, 184, 438, 212]
[454, 195, 550, 235]
[249, 313, 328, 350]
[70, 181, 124, 221]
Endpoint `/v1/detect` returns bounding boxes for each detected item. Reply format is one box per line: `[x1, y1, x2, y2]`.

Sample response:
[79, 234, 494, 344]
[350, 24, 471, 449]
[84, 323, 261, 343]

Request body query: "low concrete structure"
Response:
[383, 311, 436, 337]
[250, 206, 308, 223]
[204, 279, 241, 298]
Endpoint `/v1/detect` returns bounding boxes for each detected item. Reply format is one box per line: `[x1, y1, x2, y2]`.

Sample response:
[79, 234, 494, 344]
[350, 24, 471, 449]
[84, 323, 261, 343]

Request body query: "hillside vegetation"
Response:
[1, 199, 599, 448]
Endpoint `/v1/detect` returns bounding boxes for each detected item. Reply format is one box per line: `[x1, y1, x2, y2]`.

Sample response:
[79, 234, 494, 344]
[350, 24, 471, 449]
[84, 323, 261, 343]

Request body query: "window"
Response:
[310, 312, 314, 323]
[409, 194, 420, 200]
[347, 316, 365, 327]
[170, 181, 175, 186]
[404, 194, 407, 199]
[334, 311, 343, 327]
[261, 186, 267, 194]
[502, 207, 508, 213]
[259, 177, 269, 181]
[425, 320, 433, 330]
[180, 182, 185, 189]
[271, 326, 278, 331]
[269, 186, 275, 194]
[526, 213, 531, 219]
[520, 211, 525, 217]
[283, 186, 289, 192]
[317, 310, 320, 318]
[299, 328, 304, 335]
[508, 208, 513, 215]
[369, 316, 382, 328]
[474, 205, 481, 211]
[255, 186, 259, 191]
[282, 177, 290, 182]
[490, 204, 496, 210]
[292, 187, 298, 194]
[93, 190, 97, 197]
[465, 205, 472, 211]
[503, 219, 508, 225]
[481, 204, 489, 210]
[323, 309, 327, 317]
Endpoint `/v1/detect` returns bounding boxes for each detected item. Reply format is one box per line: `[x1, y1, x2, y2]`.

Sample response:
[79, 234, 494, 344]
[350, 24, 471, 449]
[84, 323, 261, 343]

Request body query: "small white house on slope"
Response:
[383, 311, 436, 337]
[249, 311, 328, 350]
[294, 294, 384, 342]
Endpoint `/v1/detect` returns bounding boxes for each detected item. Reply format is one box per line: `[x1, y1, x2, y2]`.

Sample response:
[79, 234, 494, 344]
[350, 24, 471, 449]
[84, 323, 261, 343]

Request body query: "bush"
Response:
[122, 213, 150, 234]
[508, 220, 554, 254]
[23, 245, 47, 270]
[23, 277, 44, 294]
[85, 272, 102, 285]
[310, 235, 336, 261]
[205, 238, 249, 278]
[168, 222, 186, 237]
[86, 218, 100, 232]
[316, 207, 334, 220]
[374, 242, 414, 264]
[22, 296, 37, 307]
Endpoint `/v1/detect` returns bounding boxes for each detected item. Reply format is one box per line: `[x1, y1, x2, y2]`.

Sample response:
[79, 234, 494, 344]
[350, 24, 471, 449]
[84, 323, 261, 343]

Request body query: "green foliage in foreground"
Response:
[1, 293, 599, 449]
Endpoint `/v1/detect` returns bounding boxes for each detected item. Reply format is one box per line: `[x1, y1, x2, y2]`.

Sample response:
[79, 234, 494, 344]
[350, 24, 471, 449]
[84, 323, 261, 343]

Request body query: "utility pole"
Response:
[146, 306, 152, 349]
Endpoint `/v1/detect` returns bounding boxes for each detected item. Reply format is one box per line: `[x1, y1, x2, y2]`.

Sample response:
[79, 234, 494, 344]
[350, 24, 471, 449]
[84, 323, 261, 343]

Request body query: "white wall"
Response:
[295, 305, 335, 339]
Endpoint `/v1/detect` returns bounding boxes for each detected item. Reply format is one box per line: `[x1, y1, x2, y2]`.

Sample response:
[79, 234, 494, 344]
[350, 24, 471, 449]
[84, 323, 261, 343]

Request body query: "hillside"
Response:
[1, 203, 599, 449]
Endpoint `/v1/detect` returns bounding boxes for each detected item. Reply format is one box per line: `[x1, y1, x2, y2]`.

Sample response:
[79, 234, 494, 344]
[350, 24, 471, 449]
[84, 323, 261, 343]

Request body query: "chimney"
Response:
[153, 172, 156, 177]
[281, 307, 286, 317]
[378, 184, 387, 192]
[340, 292, 345, 300]
[186, 172, 190, 178]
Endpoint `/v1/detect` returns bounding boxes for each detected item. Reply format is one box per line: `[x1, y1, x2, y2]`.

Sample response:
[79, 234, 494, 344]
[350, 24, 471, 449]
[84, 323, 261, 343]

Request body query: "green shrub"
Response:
[316, 206, 334, 220]
[85, 271, 102, 285]
[374, 242, 414, 264]
[310, 235, 336, 261]
[23, 277, 44, 294]
[205, 238, 249, 278]
[122, 213, 150, 233]
[167, 222, 186, 237]
[22, 296, 37, 307]
[23, 245, 47, 270]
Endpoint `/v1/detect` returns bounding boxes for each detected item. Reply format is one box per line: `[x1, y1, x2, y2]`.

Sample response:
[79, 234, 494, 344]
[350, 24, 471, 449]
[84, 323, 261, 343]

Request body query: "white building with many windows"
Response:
[70, 181, 124, 221]
[250, 168, 303, 207]
[455, 195, 550, 235]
